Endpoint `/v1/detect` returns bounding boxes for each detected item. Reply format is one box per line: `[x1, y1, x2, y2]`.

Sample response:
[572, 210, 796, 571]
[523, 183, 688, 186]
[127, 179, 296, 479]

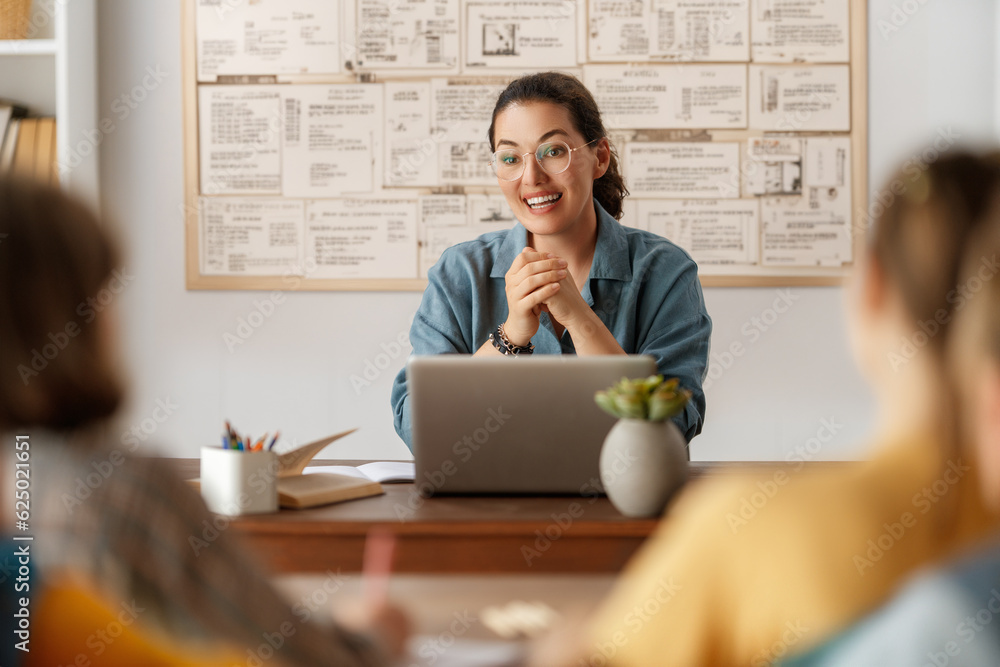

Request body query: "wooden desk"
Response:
[169, 459, 852, 575]
[275, 573, 616, 640]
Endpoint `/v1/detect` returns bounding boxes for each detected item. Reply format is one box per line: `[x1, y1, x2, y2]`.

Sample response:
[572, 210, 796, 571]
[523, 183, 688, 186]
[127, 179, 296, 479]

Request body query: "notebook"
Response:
[276, 473, 382, 509]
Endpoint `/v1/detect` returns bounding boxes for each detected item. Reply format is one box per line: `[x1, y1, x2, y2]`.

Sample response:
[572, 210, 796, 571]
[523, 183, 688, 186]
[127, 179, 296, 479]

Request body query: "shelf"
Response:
[0, 0, 98, 207]
[0, 39, 57, 56]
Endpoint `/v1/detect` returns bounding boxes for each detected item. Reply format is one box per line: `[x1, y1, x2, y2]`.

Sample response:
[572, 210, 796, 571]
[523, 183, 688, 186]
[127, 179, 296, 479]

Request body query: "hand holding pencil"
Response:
[351, 528, 412, 660]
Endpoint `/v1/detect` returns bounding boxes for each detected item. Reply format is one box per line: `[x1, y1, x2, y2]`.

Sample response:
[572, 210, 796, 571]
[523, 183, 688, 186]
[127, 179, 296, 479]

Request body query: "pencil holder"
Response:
[200, 446, 279, 515]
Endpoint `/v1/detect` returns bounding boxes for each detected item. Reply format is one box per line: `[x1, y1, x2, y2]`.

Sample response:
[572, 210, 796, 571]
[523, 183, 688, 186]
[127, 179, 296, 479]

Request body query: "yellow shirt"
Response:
[28, 578, 249, 667]
[585, 436, 999, 666]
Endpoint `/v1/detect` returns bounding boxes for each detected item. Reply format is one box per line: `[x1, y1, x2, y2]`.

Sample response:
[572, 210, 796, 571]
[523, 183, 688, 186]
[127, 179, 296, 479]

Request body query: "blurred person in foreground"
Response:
[779, 159, 1000, 666]
[0, 177, 408, 666]
[531, 151, 1000, 666]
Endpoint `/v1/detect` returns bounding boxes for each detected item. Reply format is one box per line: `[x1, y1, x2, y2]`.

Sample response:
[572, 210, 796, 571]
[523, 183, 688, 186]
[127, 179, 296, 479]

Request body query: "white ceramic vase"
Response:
[599, 419, 689, 518]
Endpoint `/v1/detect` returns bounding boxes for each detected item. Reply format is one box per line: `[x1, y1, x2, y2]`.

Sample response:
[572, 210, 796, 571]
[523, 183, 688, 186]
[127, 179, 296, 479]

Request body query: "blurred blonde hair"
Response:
[868, 151, 1000, 359]
[867, 151, 1000, 527]
[948, 183, 1000, 437]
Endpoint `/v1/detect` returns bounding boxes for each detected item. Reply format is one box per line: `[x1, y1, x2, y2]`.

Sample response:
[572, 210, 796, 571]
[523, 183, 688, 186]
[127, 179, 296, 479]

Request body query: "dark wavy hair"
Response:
[487, 72, 629, 219]
[0, 177, 124, 431]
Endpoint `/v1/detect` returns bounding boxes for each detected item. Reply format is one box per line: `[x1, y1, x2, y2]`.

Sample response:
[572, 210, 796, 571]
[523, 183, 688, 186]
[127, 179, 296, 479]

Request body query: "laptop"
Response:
[407, 355, 657, 495]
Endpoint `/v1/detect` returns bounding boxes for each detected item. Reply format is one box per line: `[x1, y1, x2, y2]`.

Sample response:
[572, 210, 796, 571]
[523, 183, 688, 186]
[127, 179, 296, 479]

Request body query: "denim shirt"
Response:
[780, 542, 1000, 667]
[390, 200, 712, 451]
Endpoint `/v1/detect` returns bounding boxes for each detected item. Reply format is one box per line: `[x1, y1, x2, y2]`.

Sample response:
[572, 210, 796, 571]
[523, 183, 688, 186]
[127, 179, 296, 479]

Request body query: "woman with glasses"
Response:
[391, 72, 712, 451]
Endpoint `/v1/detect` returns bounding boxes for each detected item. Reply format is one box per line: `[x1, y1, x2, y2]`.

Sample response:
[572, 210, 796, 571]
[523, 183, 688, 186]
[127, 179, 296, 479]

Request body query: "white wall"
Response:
[97, 0, 998, 462]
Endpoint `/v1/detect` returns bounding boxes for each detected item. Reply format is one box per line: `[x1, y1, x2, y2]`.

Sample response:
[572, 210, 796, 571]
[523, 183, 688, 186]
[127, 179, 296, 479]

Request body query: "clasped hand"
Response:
[502, 247, 589, 347]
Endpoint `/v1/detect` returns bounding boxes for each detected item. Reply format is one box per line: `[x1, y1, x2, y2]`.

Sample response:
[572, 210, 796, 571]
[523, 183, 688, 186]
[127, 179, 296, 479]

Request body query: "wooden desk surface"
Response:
[167, 458, 853, 575]
[275, 573, 617, 664]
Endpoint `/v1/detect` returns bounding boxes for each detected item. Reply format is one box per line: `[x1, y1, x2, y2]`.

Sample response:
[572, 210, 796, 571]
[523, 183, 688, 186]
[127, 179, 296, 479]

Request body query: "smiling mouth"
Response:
[525, 193, 562, 209]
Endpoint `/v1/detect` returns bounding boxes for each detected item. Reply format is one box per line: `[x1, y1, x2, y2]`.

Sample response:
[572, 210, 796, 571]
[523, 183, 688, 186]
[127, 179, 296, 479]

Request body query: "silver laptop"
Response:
[408, 355, 657, 495]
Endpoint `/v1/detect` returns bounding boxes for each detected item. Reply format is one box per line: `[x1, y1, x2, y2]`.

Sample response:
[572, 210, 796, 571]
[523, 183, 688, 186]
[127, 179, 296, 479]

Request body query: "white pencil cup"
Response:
[200, 446, 279, 516]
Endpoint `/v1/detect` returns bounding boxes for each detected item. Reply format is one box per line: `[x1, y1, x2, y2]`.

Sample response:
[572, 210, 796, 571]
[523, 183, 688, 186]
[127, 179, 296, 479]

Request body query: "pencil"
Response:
[363, 528, 395, 606]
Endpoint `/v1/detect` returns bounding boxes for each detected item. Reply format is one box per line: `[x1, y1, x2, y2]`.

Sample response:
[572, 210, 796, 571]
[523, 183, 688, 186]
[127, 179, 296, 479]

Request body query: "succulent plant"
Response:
[594, 375, 691, 422]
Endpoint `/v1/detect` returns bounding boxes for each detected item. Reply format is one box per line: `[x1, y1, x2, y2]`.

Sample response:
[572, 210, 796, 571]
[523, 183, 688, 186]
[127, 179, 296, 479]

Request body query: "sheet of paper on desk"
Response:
[196, 0, 341, 81]
[305, 462, 415, 484]
[199, 198, 304, 276]
[356, 0, 460, 71]
[397, 638, 525, 667]
[751, 0, 849, 63]
[281, 85, 382, 197]
[198, 86, 282, 195]
[464, 1, 577, 70]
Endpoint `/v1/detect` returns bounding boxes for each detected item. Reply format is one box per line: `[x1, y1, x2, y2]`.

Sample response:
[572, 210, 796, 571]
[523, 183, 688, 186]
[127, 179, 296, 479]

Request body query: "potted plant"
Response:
[594, 375, 691, 517]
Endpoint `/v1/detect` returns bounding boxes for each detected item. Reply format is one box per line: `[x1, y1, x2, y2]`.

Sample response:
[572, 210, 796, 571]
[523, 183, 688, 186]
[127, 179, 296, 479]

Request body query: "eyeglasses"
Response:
[488, 139, 599, 182]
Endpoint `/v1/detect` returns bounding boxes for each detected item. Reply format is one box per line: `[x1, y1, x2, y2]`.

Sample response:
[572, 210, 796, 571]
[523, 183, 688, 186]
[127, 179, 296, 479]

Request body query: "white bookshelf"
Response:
[0, 38, 55, 55]
[0, 0, 98, 209]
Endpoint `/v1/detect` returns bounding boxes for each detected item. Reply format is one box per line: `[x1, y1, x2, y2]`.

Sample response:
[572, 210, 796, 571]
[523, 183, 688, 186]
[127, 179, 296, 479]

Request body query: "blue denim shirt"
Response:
[779, 543, 1000, 667]
[391, 200, 712, 451]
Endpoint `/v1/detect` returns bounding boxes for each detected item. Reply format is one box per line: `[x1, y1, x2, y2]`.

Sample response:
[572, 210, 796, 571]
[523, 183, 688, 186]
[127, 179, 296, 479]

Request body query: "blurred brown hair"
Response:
[869, 151, 1000, 358]
[0, 177, 124, 430]
[950, 187, 1000, 371]
[869, 149, 1000, 510]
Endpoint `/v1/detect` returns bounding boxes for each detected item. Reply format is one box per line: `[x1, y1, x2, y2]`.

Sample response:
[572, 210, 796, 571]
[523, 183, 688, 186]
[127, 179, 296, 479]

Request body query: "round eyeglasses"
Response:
[488, 138, 599, 182]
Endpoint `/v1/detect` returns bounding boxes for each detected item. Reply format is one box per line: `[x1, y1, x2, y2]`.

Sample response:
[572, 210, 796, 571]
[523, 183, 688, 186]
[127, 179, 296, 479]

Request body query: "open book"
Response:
[304, 461, 415, 484]
[272, 428, 389, 508]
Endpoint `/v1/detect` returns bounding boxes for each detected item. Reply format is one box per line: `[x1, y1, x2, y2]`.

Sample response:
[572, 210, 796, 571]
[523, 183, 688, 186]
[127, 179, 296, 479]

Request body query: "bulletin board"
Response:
[181, 0, 868, 290]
